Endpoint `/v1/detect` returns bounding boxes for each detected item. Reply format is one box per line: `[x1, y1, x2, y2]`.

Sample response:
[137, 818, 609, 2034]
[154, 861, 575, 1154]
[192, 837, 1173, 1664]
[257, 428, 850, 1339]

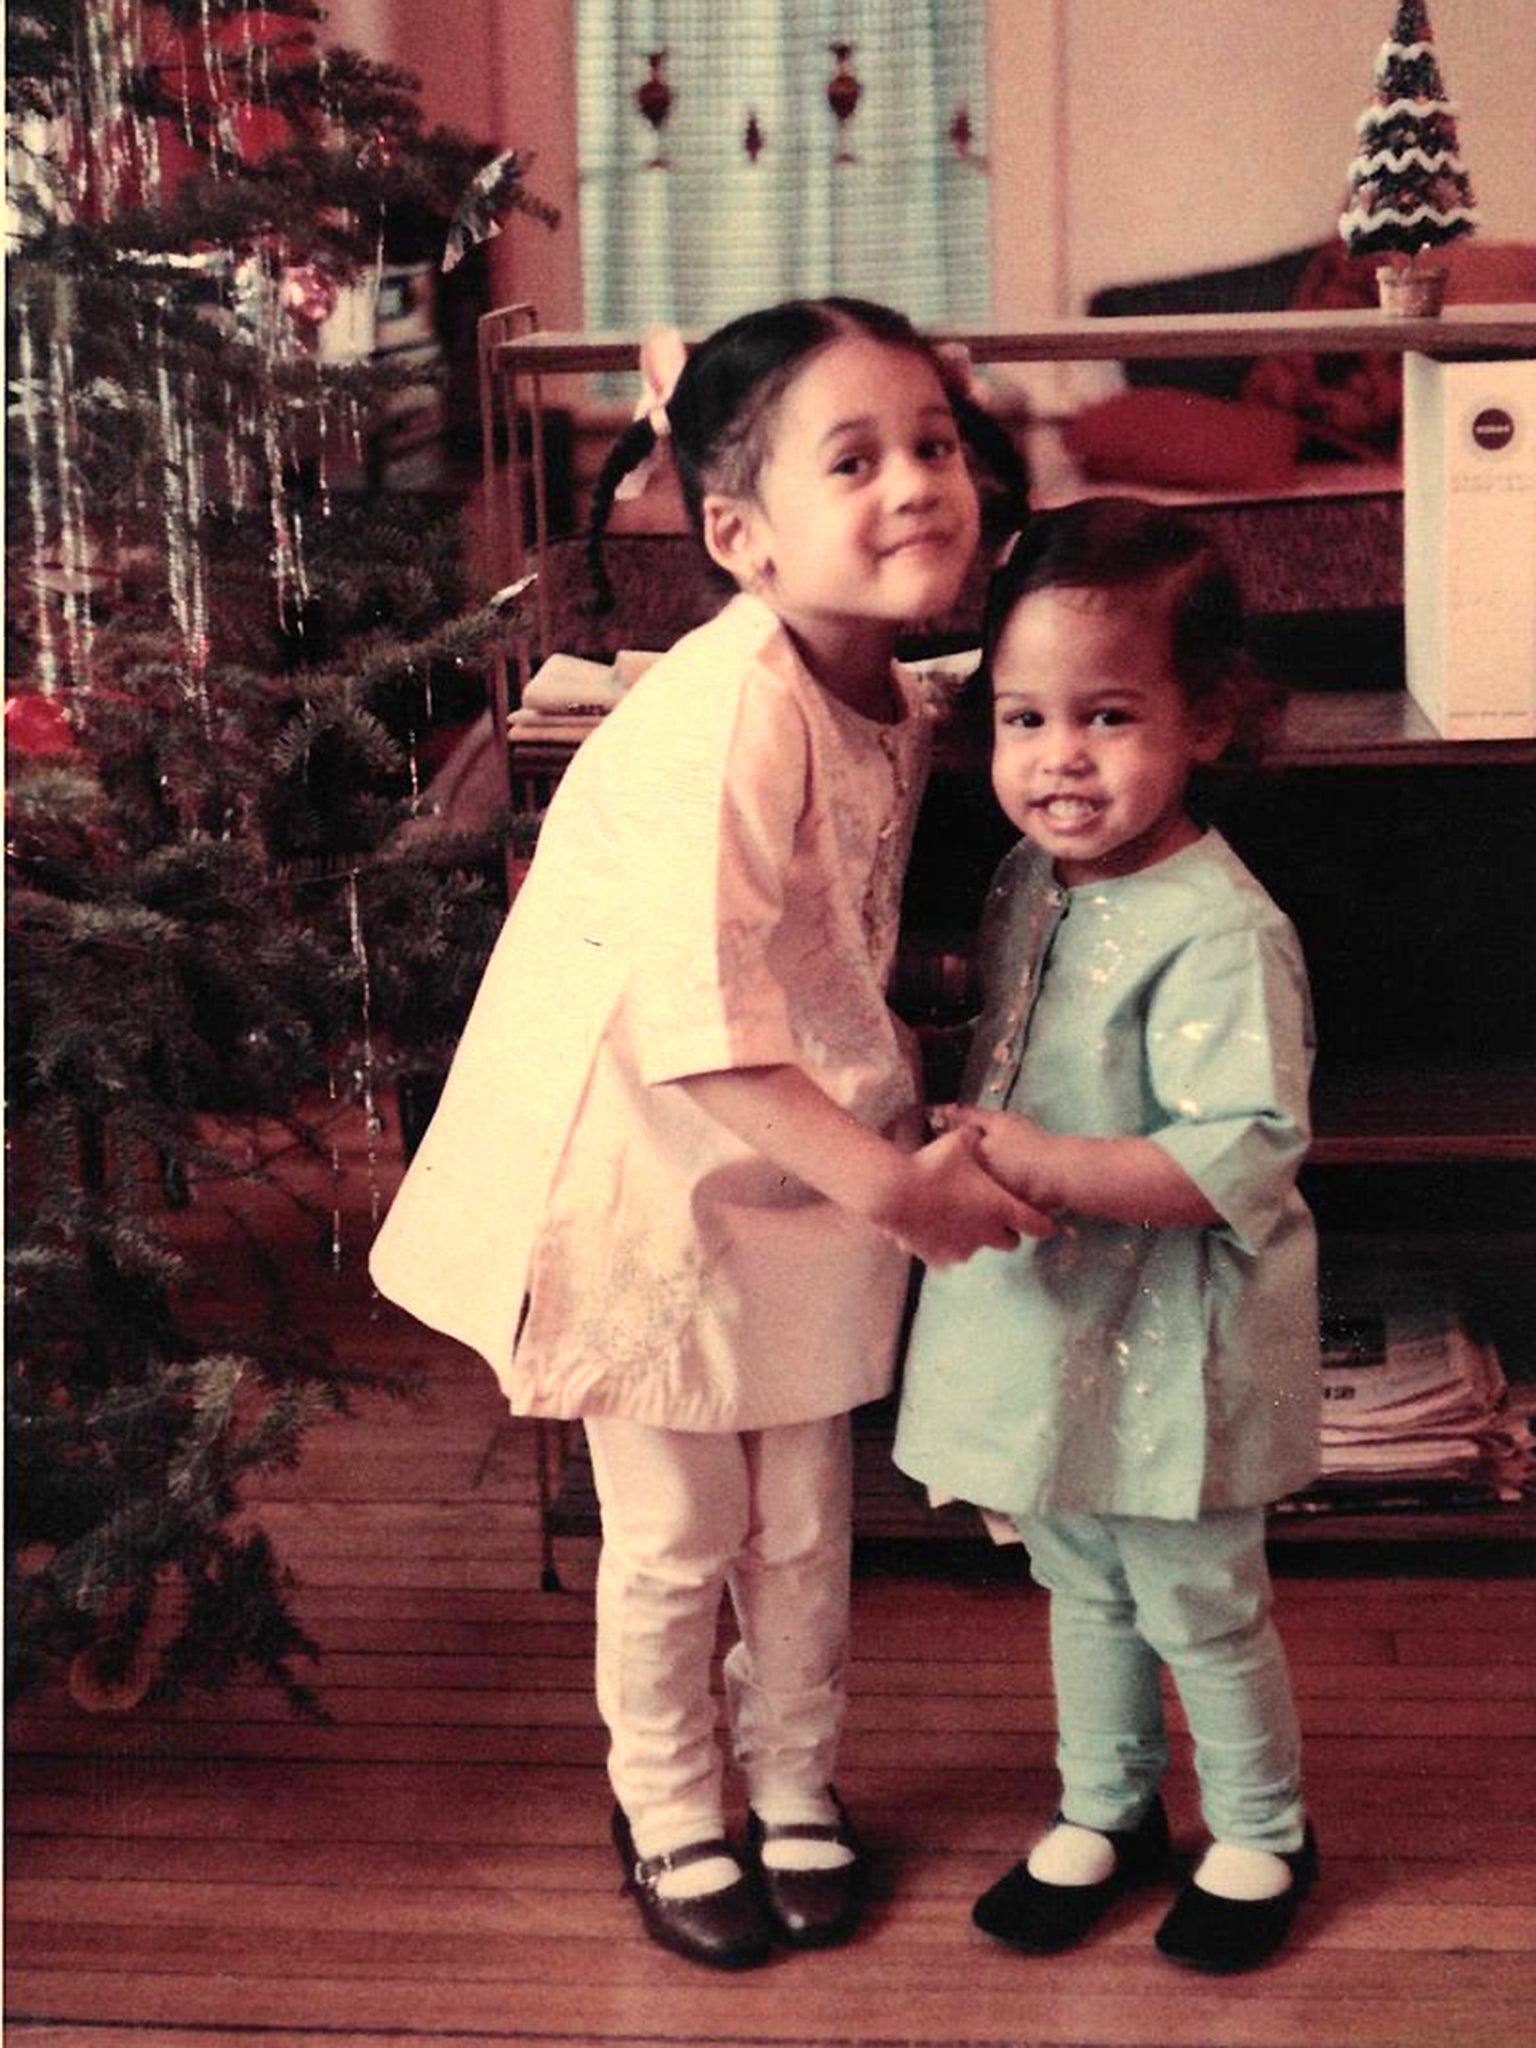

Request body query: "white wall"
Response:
[992, 0, 1536, 321]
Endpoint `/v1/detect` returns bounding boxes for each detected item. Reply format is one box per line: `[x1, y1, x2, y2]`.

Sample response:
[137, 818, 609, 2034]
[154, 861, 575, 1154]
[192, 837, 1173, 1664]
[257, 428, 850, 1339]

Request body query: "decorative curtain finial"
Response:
[948, 101, 987, 172]
[635, 50, 673, 170]
[827, 42, 861, 164]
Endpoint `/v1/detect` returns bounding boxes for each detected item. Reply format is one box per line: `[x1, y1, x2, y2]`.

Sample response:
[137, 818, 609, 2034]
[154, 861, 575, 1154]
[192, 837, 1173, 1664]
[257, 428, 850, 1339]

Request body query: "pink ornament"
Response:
[282, 262, 340, 331]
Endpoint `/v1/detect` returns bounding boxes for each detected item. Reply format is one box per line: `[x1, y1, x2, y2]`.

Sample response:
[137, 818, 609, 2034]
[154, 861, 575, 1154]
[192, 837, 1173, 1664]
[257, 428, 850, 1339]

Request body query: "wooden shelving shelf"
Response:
[1310, 1064, 1536, 1165]
[1273, 691, 1536, 767]
[1266, 1502, 1534, 1548]
[483, 304, 1536, 380]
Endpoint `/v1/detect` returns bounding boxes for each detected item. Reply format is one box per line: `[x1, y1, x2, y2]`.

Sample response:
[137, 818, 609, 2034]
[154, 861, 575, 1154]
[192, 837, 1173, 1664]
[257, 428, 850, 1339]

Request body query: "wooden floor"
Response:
[7, 1101, 1536, 2048]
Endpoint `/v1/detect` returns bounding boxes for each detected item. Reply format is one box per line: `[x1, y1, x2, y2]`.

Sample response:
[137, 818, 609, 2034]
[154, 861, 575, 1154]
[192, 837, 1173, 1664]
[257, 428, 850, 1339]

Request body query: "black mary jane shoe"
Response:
[745, 1790, 868, 1949]
[1154, 1826, 1319, 1974]
[612, 1805, 773, 1970]
[971, 1795, 1172, 1955]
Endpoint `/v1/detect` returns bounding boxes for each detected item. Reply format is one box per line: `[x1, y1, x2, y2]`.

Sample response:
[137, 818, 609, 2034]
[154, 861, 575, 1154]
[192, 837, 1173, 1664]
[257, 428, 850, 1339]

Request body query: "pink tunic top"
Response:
[369, 595, 934, 1431]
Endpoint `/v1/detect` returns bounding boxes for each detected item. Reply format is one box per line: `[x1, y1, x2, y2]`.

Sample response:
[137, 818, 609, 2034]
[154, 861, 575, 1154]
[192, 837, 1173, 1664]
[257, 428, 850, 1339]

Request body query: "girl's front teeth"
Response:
[1040, 797, 1100, 822]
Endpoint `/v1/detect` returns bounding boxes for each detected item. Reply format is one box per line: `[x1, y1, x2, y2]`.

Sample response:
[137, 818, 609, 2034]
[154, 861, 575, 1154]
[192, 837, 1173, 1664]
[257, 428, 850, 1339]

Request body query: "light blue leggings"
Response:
[1020, 1508, 1306, 1854]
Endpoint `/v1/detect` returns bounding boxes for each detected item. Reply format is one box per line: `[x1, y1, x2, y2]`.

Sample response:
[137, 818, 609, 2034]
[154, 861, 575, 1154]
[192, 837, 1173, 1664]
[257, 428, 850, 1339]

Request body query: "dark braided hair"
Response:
[963, 496, 1283, 762]
[585, 297, 1029, 612]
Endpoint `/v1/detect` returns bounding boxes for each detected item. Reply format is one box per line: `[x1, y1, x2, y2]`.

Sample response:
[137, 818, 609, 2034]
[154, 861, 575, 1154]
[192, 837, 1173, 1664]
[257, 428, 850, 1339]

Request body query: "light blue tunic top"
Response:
[893, 829, 1321, 1521]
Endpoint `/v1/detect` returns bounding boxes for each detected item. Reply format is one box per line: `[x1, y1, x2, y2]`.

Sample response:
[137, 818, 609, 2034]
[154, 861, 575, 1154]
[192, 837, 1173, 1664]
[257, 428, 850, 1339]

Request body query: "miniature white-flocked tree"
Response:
[1339, 0, 1477, 314]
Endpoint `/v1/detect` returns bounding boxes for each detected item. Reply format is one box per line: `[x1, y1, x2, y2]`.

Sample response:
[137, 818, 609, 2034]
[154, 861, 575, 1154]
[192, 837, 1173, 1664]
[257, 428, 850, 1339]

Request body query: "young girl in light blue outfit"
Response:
[894, 497, 1321, 1974]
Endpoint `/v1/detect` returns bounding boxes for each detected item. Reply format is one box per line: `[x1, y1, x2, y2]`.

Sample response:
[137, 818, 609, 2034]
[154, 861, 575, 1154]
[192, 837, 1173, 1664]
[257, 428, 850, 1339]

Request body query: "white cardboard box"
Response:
[1404, 352, 1536, 739]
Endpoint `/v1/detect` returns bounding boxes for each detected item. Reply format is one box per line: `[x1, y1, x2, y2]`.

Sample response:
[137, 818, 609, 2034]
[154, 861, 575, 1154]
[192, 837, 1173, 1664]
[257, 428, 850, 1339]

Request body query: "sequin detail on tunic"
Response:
[979, 883, 1067, 1105]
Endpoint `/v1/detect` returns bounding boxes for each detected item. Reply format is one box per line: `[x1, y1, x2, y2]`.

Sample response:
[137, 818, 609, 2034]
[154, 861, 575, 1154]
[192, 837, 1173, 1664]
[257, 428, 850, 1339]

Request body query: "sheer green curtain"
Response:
[577, 0, 990, 334]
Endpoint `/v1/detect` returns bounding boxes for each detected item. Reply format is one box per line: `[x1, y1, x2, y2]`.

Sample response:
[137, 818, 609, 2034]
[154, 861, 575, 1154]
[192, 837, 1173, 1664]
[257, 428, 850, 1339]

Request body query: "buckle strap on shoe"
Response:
[632, 1837, 738, 1890]
[750, 1786, 857, 1848]
[753, 1817, 848, 1844]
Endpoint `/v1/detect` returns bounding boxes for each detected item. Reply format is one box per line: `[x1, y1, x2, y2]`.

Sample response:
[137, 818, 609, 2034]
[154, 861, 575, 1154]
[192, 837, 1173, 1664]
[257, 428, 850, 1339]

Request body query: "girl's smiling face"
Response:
[989, 583, 1232, 886]
[703, 334, 980, 701]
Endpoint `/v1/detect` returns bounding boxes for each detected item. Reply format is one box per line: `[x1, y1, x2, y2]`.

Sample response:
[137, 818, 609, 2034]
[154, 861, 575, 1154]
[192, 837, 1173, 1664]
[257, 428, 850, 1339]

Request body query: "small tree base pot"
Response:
[1376, 261, 1449, 318]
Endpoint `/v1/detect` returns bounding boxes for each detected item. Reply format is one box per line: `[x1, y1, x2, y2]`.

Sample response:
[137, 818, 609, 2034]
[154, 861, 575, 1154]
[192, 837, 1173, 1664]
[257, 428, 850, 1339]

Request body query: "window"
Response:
[577, 1, 990, 334]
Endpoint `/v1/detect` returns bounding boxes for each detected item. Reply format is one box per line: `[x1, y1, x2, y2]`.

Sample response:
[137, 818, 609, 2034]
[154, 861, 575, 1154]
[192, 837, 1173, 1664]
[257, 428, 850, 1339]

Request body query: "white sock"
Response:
[1026, 1821, 1117, 1887]
[1193, 1841, 1293, 1902]
[630, 1822, 742, 1901]
[652, 1853, 742, 1900]
[753, 1792, 854, 1872]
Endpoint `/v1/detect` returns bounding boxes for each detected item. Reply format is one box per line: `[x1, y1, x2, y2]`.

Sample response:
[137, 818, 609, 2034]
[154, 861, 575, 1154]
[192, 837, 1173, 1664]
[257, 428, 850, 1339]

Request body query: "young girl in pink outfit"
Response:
[370, 298, 1045, 1968]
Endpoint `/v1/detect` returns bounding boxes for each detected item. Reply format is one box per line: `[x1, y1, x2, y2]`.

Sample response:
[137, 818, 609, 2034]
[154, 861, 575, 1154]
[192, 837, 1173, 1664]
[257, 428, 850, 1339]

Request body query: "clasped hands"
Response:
[875, 1103, 1060, 1268]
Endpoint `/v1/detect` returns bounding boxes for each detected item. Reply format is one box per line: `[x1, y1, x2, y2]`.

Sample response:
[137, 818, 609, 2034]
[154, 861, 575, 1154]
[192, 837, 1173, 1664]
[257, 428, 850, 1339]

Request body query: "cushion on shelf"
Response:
[1438, 237, 1536, 305]
[1088, 244, 1321, 398]
[1243, 239, 1536, 460]
[520, 651, 627, 714]
[1242, 243, 1400, 458]
[1063, 387, 1301, 492]
[1089, 237, 1536, 472]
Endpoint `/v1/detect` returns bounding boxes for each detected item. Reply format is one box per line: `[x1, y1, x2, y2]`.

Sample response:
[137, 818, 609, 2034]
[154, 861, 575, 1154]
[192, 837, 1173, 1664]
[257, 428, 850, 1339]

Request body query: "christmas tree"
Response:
[1339, 0, 1477, 274]
[6, 1, 553, 1715]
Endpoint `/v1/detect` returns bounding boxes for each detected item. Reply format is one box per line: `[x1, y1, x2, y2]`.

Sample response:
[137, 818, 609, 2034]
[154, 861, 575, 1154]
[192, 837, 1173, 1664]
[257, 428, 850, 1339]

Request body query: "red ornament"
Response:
[635, 50, 673, 170]
[5, 693, 77, 760]
[744, 110, 765, 164]
[827, 42, 861, 164]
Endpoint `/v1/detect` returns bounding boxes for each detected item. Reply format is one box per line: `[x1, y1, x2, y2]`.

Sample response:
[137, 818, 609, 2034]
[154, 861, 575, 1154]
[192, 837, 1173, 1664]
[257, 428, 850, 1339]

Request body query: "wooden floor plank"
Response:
[5, 1966, 1528, 2048]
[12, 1834, 1536, 1897]
[10, 1710, 1535, 1778]
[14, 1677, 1536, 1739]
[12, 1759, 1536, 1831]
[10, 1933, 1536, 2006]
[11, 1871, 1536, 1954]
[18, 1647, 1520, 1701]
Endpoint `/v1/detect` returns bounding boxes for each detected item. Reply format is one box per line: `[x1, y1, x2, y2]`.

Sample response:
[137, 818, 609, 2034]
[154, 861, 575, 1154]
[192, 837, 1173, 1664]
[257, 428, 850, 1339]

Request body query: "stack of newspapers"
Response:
[1280, 1248, 1535, 1516]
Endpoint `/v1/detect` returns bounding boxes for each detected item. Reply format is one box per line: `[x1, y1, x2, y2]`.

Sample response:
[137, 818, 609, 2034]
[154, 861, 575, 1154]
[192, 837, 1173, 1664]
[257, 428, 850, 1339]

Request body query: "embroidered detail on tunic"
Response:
[858, 726, 915, 953]
[557, 1232, 714, 1393]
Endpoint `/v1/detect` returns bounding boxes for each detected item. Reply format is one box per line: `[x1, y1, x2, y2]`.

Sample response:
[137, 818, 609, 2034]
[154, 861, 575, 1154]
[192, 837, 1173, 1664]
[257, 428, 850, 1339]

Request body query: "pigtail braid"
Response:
[584, 416, 659, 614]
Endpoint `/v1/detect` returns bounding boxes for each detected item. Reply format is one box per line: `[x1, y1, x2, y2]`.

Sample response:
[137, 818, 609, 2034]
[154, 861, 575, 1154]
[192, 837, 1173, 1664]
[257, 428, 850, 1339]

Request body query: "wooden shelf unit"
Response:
[480, 303, 1536, 1541]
